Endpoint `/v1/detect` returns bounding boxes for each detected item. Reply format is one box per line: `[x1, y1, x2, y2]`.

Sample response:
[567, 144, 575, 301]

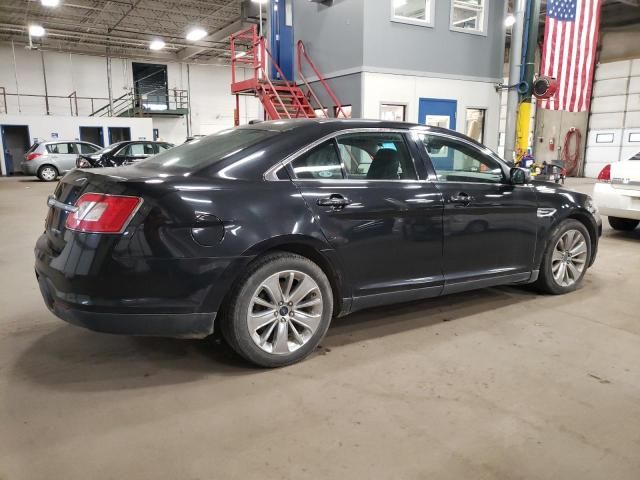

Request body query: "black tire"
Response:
[37, 164, 58, 182]
[608, 217, 639, 232]
[535, 219, 591, 295]
[220, 252, 333, 368]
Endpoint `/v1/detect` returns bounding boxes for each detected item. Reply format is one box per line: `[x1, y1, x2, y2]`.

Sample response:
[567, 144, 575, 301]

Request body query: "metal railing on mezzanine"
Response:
[0, 87, 189, 118]
[0, 87, 111, 117]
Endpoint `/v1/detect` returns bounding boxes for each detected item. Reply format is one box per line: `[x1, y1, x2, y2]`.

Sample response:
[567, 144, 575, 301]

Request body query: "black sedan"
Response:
[36, 119, 601, 367]
[76, 140, 174, 168]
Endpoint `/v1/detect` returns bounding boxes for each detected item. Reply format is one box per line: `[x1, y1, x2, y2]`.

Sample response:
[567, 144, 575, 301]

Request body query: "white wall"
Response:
[361, 72, 501, 151]
[0, 114, 153, 175]
[0, 44, 261, 147]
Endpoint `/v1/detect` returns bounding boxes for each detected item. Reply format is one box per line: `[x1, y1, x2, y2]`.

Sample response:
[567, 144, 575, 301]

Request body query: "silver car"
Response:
[21, 140, 101, 181]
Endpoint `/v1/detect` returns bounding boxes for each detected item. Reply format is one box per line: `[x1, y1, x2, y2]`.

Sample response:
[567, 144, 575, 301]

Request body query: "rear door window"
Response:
[336, 132, 417, 180]
[156, 143, 173, 153]
[79, 143, 99, 154]
[290, 141, 343, 180]
[121, 143, 155, 156]
[46, 143, 75, 154]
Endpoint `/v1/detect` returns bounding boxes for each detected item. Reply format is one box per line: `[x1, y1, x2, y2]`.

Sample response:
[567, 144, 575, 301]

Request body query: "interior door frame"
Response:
[1, 124, 31, 176]
[418, 98, 458, 130]
[108, 127, 131, 144]
[79, 126, 105, 147]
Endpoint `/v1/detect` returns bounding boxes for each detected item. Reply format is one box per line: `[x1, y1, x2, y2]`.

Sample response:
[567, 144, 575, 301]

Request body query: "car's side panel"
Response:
[532, 183, 601, 268]
[435, 181, 539, 285]
[294, 179, 445, 301]
[35, 170, 342, 320]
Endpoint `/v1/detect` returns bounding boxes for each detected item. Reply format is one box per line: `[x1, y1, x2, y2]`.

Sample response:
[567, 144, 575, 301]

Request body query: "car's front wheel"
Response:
[536, 219, 591, 295]
[221, 252, 333, 367]
[37, 165, 58, 182]
[608, 216, 639, 231]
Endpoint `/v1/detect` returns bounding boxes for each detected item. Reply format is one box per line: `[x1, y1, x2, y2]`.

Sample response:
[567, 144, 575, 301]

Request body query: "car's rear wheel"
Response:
[535, 219, 591, 295]
[221, 252, 333, 367]
[37, 165, 58, 182]
[608, 216, 639, 231]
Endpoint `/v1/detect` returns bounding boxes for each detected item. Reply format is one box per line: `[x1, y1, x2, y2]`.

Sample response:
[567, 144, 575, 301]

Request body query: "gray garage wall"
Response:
[293, 0, 506, 82]
[362, 0, 506, 82]
[293, 0, 365, 76]
[308, 73, 363, 118]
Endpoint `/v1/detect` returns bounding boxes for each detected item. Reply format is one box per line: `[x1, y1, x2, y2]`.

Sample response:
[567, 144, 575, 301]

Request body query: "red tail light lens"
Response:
[26, 152, 42, 161]
[65, 193, 143, 233]
[597, 164, 611, 182]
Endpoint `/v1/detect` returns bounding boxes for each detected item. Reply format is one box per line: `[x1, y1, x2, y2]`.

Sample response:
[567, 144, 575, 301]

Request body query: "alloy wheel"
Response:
[551, 229, 588, 287]
[247, 270, 323, 355]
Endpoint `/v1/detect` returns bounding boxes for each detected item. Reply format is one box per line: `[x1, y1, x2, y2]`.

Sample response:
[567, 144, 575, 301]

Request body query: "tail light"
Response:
[65, 193, 143, 233]
[597, 164, 611, 183]
[26, 152, 42, 161]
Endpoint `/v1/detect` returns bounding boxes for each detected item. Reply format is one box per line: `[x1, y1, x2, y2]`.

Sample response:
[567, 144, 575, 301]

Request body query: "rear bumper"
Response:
[593, 183, 640, 221]
[21, 161, 38, 175]
[37, 272, 215, 338]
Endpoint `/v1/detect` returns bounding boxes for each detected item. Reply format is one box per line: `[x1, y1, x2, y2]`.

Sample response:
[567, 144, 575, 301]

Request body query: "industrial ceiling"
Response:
[0, 0, 260, 63]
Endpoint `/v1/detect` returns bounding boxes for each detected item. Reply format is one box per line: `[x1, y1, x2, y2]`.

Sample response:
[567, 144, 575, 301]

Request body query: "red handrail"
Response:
[230, 25, 312, 120]
[297, 41, 347, 118]
[260, 37, 310, 118]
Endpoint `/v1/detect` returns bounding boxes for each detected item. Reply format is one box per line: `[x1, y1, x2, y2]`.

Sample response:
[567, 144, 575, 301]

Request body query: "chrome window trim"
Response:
[413, 129, 510, 183]
[264, 128, 421, 182]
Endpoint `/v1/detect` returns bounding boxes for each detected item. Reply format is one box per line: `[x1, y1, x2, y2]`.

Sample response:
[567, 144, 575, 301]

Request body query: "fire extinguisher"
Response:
[549, 137, 555, 152]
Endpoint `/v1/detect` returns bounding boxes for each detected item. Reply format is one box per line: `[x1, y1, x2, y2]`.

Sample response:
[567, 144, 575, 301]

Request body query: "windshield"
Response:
[140, 129, 278, 170]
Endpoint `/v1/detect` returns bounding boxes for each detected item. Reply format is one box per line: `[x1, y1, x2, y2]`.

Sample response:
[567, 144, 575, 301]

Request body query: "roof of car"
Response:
[238, 118, 473, 142]
[39, 140, 97, 144]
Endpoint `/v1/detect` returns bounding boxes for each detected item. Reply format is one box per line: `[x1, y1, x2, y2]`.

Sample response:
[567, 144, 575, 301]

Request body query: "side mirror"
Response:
[510, 167, 530, 185]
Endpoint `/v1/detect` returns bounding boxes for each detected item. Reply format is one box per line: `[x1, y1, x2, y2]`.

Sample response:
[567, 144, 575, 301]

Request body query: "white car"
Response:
[593, 152, 640, 231]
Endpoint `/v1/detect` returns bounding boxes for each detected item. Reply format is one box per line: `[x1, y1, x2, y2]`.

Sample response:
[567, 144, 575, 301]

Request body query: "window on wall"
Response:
[466, 108, 486, 143]
[335, 105, 352, 118]
[450, 0, 487, 34]
[380, 104, 407, 122]
[391, 0, 434, 27]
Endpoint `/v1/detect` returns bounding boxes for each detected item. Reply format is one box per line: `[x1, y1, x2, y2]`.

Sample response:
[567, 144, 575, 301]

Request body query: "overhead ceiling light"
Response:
[504, 14, 516, 27]
[186, 27, 207, 41]
[149, 39, 165, 50]
[251, 0, 269, 3]
[29, 25, 45, 37]
[41, 0, 60, 6]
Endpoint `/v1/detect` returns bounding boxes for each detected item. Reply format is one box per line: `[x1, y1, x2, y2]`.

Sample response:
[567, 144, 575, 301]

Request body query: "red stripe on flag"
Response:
[539, 0, 603, 113]
[567, 0, 585, 112]
[581, 0, 602, 111]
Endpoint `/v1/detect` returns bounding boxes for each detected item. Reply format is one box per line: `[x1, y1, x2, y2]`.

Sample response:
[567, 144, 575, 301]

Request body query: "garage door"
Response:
[585, 59, 640, 177]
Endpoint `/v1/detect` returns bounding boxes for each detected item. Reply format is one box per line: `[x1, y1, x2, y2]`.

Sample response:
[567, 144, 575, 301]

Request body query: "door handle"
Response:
[317, 194, 351, 209]
[449, 192, 472, 206]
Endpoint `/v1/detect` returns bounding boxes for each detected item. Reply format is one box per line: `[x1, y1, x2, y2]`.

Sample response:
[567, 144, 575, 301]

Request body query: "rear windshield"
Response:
[26, 143, 40, 154]
[140, 129, 278, 170]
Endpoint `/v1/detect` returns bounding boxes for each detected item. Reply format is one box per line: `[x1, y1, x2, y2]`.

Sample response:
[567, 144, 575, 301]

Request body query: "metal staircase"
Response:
[230, 25, 346, 123]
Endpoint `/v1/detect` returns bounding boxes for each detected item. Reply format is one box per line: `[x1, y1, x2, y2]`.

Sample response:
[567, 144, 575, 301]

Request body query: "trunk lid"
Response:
[44, 166, 177, 251]
[610, 160, 640, 192]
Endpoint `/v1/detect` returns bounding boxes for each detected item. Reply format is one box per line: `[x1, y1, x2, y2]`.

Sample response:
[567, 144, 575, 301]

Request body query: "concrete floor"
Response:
[0, 176, 639, 480]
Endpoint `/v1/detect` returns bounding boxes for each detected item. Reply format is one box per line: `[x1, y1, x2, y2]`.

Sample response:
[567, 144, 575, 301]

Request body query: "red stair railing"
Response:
[297, 40, 348, 118]
[230, 25, 313, 121]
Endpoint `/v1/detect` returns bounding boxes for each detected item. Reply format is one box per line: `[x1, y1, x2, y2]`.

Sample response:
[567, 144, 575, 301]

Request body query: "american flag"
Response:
[538, 0, 602, 112]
